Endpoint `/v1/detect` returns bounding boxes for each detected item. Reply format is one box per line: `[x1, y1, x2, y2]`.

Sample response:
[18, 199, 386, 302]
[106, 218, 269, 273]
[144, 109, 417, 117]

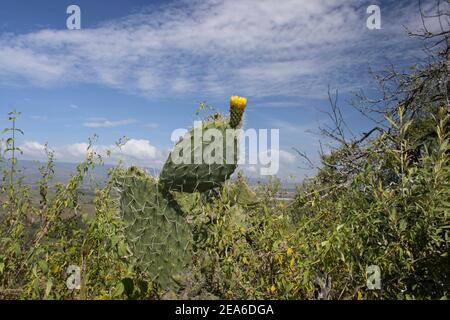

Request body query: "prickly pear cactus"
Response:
[116, 167, 192, 288]
[116, 96, 248, 287]
[159, 96, 247, 193]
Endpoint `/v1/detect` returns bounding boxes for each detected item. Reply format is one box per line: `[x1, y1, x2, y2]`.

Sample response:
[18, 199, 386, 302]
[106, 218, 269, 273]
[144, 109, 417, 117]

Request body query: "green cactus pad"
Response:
[116, 167, 192, 288]
[159, 120, 239, 193]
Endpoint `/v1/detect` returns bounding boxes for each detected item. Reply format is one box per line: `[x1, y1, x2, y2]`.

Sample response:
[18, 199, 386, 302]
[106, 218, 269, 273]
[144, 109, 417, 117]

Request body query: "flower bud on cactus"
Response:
[229, 96, 247, 128]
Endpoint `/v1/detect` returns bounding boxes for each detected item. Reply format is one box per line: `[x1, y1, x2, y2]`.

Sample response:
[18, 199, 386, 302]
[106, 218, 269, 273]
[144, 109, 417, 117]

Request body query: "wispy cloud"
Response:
[0, 0, 439, 99]
[256, 101, 306, 108]
[30, 115, 48, 121]
[144, 122, 160, 129]
[83, 117, 137, 128]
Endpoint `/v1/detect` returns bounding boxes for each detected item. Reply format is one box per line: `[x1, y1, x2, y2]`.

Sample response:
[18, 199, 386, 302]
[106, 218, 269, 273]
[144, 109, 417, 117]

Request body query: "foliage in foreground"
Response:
[0, 105, 448, 300]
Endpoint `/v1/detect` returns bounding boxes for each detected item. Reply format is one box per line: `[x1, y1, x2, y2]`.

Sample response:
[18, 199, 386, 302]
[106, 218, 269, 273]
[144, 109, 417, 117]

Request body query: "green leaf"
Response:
[45, 279, 53, 298]
[112, 281, 125, 297]
[118, 242, 128, 257]
[12, 243, 21, 256]
[110, 235, 119, 248]
[121, 278, 134, 297]
[399, 219, 407, 232]
[38, 260, 49, 273]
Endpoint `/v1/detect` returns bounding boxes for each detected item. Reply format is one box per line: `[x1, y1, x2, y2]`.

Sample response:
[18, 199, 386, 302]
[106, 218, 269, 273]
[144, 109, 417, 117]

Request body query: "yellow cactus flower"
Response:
[230, 95, 247, 110]
[229, 95, 248, 128]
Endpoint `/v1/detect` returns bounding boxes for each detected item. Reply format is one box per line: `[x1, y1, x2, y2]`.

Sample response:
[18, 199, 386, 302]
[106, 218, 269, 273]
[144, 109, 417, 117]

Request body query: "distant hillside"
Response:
[1, 160, 160, 186]
[0, 160, 298, 193]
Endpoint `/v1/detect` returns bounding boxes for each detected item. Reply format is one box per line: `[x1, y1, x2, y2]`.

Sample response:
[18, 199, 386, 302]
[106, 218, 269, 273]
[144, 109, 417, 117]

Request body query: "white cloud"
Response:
[19, 141, 47, 158]
[19, 138, 166, 168]
[0, 0, 439, 99]
[144, 122, 160, 129]
[65, 143, 90, 158]
[0, 46, 67, 85]
[18, 137, 302, 178]
[30, 115, 48, 121]
[83, 118, 137, 128]
[257, 148, 297, 166]
[278, 150, 297, 164]
[119, 139, 157, 160]
[271, 119, 319, 134]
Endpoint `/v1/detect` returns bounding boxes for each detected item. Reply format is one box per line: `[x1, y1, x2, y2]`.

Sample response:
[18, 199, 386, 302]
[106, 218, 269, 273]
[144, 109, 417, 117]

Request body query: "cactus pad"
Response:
[159, 120, 239, 193]
[159, 96, 248, 193]
[116, 167, 192, 288]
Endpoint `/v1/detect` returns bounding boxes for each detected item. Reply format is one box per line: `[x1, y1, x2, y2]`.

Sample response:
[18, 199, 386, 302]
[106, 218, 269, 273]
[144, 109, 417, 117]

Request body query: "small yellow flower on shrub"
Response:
[289, 258, 295, 269]
[270, 285, 276, 293]
[287, 247, 294, 257]
[51, 265, 60, 274]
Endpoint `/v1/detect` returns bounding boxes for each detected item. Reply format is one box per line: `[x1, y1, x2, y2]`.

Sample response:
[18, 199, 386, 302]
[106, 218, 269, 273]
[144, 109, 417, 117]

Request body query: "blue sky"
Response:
[0, 0, 441, 181]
